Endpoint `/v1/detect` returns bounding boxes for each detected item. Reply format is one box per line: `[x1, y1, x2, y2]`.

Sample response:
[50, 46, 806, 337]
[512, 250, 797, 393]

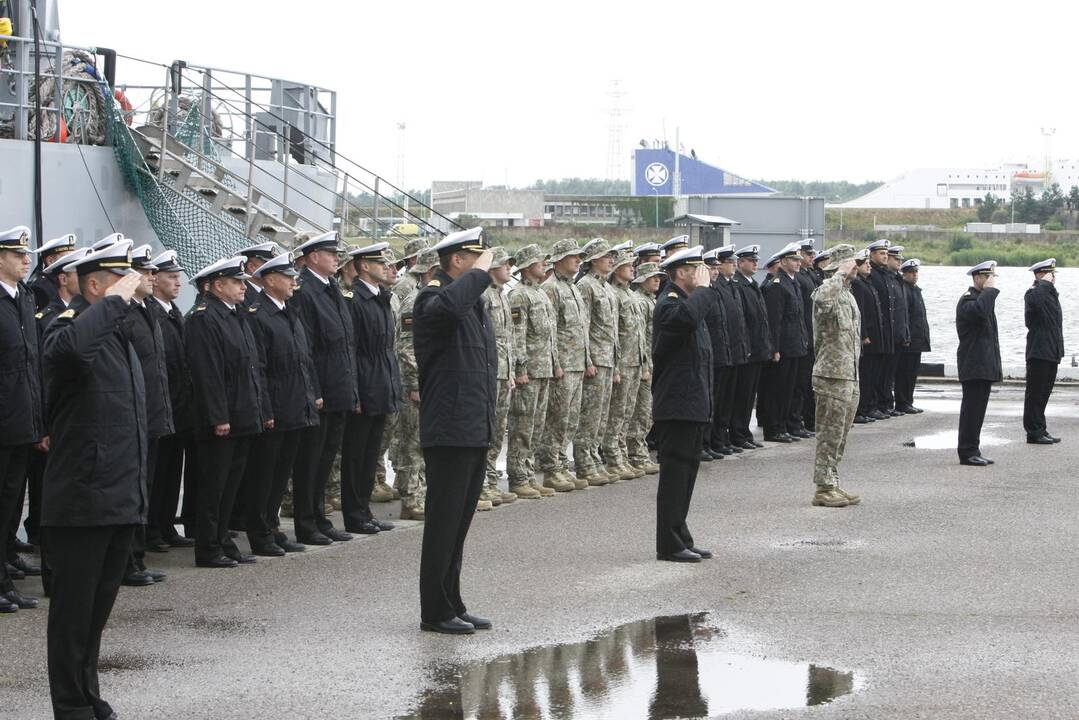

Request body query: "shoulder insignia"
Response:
[248, 306, 259, 313]
[773, 277, 782, 284]
[667, 292, 678, 298]
[58, 309, 76, 319]
[402, 313, 413, 327]
[195, 305, 207, 312]
[427, 279, 441, 287]
[511, 308, 523, 322]
[342, 290, 354, 299]
[964, 291, 971, 297]
[34, 311, 43, 319]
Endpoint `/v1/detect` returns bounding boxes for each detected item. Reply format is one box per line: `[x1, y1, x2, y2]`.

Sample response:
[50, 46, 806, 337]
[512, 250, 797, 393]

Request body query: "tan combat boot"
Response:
[565, 469, 589, 490]
[498, 489, 518, 504]
[399, 502, 425, 521]
[641, 461, 660, 475]
[586, 471, 611, 487]
[530, 479, 556, 497]
[510, 482, 542, 499]
[604, 464, 630, 482]
[834, 487, 861, 505]
[543, 473, 575, 493]
[371, 481, 396, 503]
[479, 487, 503, 506]
[476, 499, 493, 512]
[621, 464, 645, 479]
[811, 488, 850, 508]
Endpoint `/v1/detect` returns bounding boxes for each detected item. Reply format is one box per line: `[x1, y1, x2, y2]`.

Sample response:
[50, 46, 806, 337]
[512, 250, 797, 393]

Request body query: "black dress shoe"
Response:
[791, 429, 815, 439]
[735, 440, 757, 450]
[688, 547, 713, 559]
[251, 544, 286, 557]
[764, 434, 793, 443]
[1027, 435, 1055, 445]
[345, 521, 380, 535]
[11, 538, 35, 553]
[145, 540, 171, 553]
[4, 563, 24, 580]
[0, 595, 17, 613]
[374, 519, 395, 531]
[9, 556, 40, 576]
[699, 450, 713, 462]
[3, 589, 38, 609]
[227, 553, 257, 565]
[142, 569, 167, 583]
[750, 440, 765, 448]
[323, 528, 353, 542]
[421, 617, 475, 635]
[887, 409, 904, 417]
[869, 410, 889, 420]
[657, 549, 702, 563]
[279, 540, 306, 553]
[167, 535, 196, 548]
[787, 433, 801, 441]
[720, 445, 737, 455]
[1046, 433, 1061, 443]
[960, 456, 990, 466]
[297, 532, 333, 546]
[458, 612, 492, 630]
[195, 556, 238, 569]
[122, 571, 156, 586]
[853, 415, 871, 424]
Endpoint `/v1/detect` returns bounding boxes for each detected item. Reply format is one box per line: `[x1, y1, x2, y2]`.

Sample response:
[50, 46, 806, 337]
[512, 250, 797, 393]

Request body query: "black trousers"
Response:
[150, 431, 189, 542]
[291, 410, 346, 539]
[789, 351, 815, 432]
[268, 429, 303, 538]
[895, 351, 922, 410]
[179, 436, 200, 538]
[0, 444, 31, 592]
[419, 446, 486, 624]
[762, 355, 800, 437]
[877, 352, 899, 411]
[21, 447, 45, 544]
[125, 438, 159, 574]
[243, 429, 286, 549]
[1024, 359, 1058, 439]
[857, 354, 879, 415]
[708, 365, 737, 450]
[341, 413, 387, 531]
[194, 434, 251, 562]
[654, 420, 705, 555]
[45, 524, 135, 720]
[730, 362, 762, 443]
[958, 380, 992, 460]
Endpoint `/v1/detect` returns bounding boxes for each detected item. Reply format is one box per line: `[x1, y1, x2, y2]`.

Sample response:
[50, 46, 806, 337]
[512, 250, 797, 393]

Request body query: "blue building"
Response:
[631, 148, 776, 197]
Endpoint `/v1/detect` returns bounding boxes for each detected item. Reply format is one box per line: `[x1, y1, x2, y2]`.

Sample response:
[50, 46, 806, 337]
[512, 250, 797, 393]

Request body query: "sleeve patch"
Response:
[58, 309, 76, 319]
[511, 308, 523, 323]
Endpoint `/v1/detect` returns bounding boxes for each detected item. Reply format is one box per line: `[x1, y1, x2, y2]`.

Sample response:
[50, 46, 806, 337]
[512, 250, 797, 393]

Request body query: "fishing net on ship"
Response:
[0, 49, 110, 143]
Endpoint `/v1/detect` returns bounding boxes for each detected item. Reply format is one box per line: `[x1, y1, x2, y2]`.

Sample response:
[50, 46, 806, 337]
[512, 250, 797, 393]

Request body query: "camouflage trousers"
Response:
[811, 376, 859, 488]
[573, 366, 614, 474]
[485, 379, 512, 490]
[394, 400, 426, 509]
[536, 369, 583, 473]
[507, 377, 550, 485]
[602, 365, 641, 467]
[375, 410, 399, 485]
[626, 373, 653, 466]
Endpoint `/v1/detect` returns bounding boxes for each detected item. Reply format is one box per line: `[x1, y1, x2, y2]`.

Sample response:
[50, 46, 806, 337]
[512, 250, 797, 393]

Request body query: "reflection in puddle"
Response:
[906, 430, 1010, 449]
[400, 614, 859, 719]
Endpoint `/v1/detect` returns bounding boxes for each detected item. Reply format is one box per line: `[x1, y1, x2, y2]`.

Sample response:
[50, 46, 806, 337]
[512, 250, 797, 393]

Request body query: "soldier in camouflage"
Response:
[396, 248, 439, 520]
[372, 247, 403, 503]
[809, 244, 863, 509]
[574, 239, 620, 486]
[507, 244, 563, 497]
[537, 239, 590, 490]
[393, 237, 428, 306]
[482, 247, 518, 508]
[602, 251, 647, 480]
[627, 262, 663, 474]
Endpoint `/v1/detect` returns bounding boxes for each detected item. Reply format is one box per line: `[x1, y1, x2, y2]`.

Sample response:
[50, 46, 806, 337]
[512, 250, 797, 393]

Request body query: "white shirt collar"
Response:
[153, 296, 173, 313]
[308, 268, 331, 285]
[360, 278, 380, 297]
[267, 295, 286, 311]
[248, 281, 263, 293]
[0, 280, 18, 299]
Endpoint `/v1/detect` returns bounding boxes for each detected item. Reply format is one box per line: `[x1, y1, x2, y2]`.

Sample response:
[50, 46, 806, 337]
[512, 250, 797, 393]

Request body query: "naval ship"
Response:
[0, 0, 452, 284]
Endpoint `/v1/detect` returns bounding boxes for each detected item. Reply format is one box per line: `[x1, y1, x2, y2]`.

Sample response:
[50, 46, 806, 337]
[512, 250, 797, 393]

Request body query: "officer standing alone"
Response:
[956, 261, 1002, 466]
[1023, 258, 1064, 445]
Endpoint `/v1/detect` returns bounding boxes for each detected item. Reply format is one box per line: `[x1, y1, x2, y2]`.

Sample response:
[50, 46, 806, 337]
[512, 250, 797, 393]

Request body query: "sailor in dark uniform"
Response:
[185, 256, 267, 567]
[413, 227, 497, 635]
[288, 231, 359, 546]
[882, 245, 911, 413]
[729, 245, 770, 449]
[811, 249, 832, 285]
[0, 226, 45, 614]
[701, 249, 729, 461]
[761, 243, 809, 443]
[790, 239, 821, 435]
[850, 250, 884, 423]
[1023, 258, 1065, 444]
[956, 260, 1002, 466]
[896, 258, 929, 414]
[866, 239, 900, 416]
[41, 240, 145, 720]
[146, 250, 198, 550]
[235, 241, 283, 307]
[710, 244, 749, 456]
[652, 246, 714, 563]
[28, 233, 78, 312]
[242, 252, 320, 555]
[342, 242, 401, 534]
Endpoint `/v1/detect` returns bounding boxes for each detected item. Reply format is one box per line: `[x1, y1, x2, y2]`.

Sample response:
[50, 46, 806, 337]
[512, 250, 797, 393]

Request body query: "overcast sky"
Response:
[61, 0, 1079, 189]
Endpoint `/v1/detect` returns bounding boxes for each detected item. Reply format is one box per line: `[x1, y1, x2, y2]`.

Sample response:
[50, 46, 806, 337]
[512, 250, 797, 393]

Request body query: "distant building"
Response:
[631, 148, 776, 197]
[429, 181, 646, 230]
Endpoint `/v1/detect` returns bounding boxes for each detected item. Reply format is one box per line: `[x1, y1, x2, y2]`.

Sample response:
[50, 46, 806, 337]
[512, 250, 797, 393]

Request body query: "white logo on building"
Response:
[645, 163, 669, 187]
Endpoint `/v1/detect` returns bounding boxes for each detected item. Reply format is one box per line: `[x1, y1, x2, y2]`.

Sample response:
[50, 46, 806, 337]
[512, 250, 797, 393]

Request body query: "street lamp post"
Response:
[652, 187, 660, 228]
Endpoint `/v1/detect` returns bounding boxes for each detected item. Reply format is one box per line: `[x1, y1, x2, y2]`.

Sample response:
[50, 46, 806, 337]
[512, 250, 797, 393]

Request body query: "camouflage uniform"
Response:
[601, 254, 647, 478]
[626, 263, 662, 470]
[810, 245, 861, 503]
[537, 239, 590, 489]
[507, 244, 560, 495]
[574, 241, 619, 481]
[483, 248, 516, 504]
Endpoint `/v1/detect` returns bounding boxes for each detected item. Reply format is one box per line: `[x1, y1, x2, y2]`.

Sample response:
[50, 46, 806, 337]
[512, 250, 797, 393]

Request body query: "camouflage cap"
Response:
[581, 238, 611, 262]
[548, 238, 585, 263]
[382, 247, 399, 264]
[489, 245, 513, 268]
[828, 244, 857, 264]
[409, 247, 439, 275]
[401, 237, 429, 261]
[513, 243, 545, 269]
[631, 261, 665, 285]
[609, 251, 634, 274]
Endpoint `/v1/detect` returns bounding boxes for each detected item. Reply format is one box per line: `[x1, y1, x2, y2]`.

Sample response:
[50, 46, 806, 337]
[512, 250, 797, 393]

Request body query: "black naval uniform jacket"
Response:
[903, 282, 931, 354]
[42, 295, 147, 526]
[125, 301, 174, 440]
[350, 280, 401, 416]
[868, 262, 899, 353]
[795, 268, 819, 352]
[290, 267, 359, 414]
[652, 283, 714, 423]
[243, 281, 263, 308]
[851, 275, 885, 354]
[413, 268, 497, 448]
[763, 272, 808, 358]
[731, 272, 772, 362]
[247, 297, 320, 432]
[716, 276, 750, 366]
[1, 281, 45, 446]
[149, 297, 195, 434]
[705, 283, 732, 369]
[1024, 279, 1064, 364]
[185, 294, 267, 437]
[956, 286, 1002, 383]
[29, 272, 59, 312]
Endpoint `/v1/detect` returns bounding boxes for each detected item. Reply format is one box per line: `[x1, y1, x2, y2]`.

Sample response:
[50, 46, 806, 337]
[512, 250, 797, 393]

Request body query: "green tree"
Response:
[976, 193, 1000, 222]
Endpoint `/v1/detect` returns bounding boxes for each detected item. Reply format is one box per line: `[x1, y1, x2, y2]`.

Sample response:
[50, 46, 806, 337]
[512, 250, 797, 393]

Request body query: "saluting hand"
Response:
[985, 274, 997, 289]
[693, 264, 711, 289]
[105, 271, 143, 303]
[473, 249, 495, 272]
[315, 398, 324, 410]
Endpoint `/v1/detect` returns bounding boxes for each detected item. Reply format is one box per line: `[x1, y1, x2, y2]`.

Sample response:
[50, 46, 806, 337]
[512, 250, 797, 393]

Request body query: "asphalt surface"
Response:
[4, 381, 1079, 719]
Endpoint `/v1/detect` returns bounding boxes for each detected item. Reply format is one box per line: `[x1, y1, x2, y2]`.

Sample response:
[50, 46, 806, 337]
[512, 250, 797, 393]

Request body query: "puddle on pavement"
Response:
[904, 429, 1010, 449]
[400, 614, 859, 719]
[98, 652, 183, 673]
